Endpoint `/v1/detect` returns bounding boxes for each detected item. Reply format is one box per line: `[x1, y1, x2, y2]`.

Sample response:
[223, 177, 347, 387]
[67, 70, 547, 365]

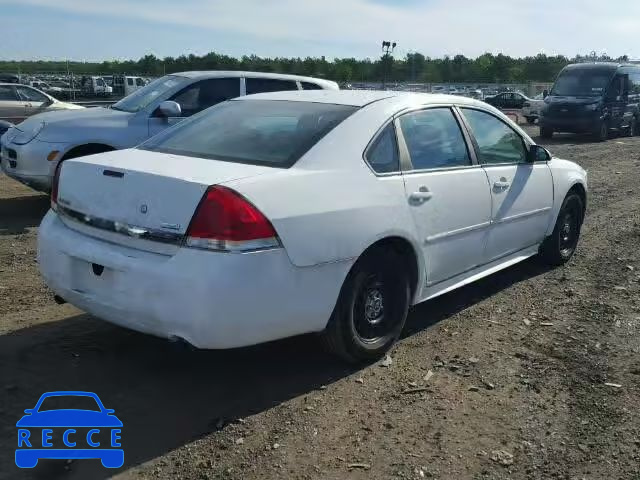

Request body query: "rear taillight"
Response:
[185, 186, 280, 252]
[50, 162, 63, 211]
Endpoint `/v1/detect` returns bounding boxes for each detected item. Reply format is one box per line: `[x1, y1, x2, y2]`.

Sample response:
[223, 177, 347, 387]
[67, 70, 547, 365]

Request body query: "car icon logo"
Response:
[15, 391, 123, 469]
[140, 204, 148, 214]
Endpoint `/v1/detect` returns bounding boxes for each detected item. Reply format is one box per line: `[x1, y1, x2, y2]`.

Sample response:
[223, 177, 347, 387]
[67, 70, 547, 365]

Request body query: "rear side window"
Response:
[301, 81, 324, 90]
[246, 78, 299, 95]
[141, 100, 357, 168]
[0, 85, 17, 101]
[127, 78, 134, 86]
[365, 124, 399, 173]
[398, 108, 470, 170]
[461, 108, 526, 165]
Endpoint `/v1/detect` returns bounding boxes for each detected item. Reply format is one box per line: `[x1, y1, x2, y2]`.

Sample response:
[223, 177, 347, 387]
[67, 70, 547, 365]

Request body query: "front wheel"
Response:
[539, 193, 584, 266]
[525, 116, 536, 125]
[320, 249, 410, 363]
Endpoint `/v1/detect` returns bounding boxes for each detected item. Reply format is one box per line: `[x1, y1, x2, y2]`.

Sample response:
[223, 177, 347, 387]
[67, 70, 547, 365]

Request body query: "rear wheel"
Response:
[321, 249, 410, 363]
[539, 193, 584, 266]
[540, 126, 553, 139]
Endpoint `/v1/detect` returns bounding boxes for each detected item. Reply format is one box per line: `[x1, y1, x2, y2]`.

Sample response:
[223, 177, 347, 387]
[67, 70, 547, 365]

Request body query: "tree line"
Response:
[0, 52, 632, 83]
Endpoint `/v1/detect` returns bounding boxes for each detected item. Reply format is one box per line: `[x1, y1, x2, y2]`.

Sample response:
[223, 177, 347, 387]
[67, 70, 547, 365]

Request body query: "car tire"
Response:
[539, 193, 584, 266]
[540, 127, 553, 139]
[320, 248, 410, 363]
[594, 120, 608, 142]
[526, 116, 536, 125]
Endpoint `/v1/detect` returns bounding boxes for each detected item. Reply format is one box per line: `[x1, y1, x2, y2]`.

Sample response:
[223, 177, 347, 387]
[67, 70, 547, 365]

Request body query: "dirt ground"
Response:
[1, 126, 639, 480]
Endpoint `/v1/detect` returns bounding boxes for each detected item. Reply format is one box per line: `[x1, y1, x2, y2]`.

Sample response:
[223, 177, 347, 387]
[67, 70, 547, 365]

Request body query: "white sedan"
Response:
[37, 91, 587, 363]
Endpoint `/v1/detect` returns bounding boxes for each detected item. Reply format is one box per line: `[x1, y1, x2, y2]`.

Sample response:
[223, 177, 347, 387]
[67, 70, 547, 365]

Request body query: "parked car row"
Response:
[2, 70, 588, 363]
[483, 91, 545, 124]
[0, 82, 84, 123]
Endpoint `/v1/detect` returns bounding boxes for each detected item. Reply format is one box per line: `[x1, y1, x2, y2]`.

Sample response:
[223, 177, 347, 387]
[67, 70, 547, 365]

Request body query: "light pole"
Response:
[381, 40, 397, 89]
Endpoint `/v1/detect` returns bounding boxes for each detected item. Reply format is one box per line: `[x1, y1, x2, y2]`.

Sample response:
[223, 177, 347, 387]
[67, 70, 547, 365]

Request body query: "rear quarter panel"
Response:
[223, 103, 423, 270]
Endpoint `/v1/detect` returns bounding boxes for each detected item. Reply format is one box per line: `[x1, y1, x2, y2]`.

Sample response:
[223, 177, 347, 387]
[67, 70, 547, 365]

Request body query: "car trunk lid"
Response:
[56, 149, 274, 254]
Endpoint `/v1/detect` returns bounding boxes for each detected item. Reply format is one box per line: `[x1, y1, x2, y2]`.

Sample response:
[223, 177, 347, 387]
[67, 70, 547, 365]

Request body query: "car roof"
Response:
[235, 89, 489, 108]
[172, 70, 338, 87]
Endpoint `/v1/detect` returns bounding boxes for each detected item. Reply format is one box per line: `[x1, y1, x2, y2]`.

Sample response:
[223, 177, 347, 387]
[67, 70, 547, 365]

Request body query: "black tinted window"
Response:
[366, 124, 399, 173]
[399, 108, 470, 170]
[142, 100, 357, 168]
[171, 78, 240, 116]
[246, 78, 298, 95]
[461, 108, 526, 165]
[301, 82, 324, 90]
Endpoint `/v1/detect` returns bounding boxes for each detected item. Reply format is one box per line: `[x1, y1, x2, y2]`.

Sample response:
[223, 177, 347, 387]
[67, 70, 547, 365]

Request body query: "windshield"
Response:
[38, 395, 101, 412]
[112, 75, 185, 113]
[141, 100, 357, 168]
[551, 69, 614, 97]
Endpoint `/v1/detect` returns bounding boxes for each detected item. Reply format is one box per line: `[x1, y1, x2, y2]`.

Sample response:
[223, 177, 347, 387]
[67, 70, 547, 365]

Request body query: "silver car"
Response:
[0, 83, 83, 123]
[0, 71, 338, 192]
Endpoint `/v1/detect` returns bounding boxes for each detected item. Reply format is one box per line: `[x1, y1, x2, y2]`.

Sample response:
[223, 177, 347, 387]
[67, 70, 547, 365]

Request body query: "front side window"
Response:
[141, 100, 357, 168]
[16, 86, 48, 103]
[127, 78, 134, 86]
[246, 78, 299, 95]
[398, 108, 471, 170]
[170, 78, 240, 117]
[365, 123, 399, 174]
[461, 108, 526, 165]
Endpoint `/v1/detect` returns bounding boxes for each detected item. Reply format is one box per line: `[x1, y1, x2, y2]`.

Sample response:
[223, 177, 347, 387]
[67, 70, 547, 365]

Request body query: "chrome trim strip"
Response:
[493, 207, 552, 225]
[57, 205, 184, 245]
[425, 221, 491, 243]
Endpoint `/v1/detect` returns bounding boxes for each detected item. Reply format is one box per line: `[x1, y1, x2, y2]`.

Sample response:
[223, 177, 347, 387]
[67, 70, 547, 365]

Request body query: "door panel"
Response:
[0, 85, 24, 122]
[482, 164, 553, 260]
[460, 107, 554, 261]
[403, 169, 492, 285]
[397, 107, 491, 285]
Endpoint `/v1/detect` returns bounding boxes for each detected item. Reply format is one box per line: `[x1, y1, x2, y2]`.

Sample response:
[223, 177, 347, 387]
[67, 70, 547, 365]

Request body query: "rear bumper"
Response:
[37, 211, 351, 349]
[539, 114, 602, 133]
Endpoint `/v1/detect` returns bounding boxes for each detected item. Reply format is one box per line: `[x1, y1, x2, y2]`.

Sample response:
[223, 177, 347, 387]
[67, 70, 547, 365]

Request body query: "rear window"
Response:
[141, 100, 357, 168]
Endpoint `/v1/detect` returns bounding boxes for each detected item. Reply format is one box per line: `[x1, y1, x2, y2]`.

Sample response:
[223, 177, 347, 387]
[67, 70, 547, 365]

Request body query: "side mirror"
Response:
[543, 90, 549, 99]
[104, 409, 115, 414]
[528, 145, 551, 163]
[24, 409, 34, 414]
[43, 98, 54, 108]
[157, 101, 181, 119]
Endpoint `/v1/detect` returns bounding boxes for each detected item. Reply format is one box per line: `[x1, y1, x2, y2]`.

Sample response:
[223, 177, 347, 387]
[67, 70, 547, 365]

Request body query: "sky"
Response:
[1, 0, 639, 62]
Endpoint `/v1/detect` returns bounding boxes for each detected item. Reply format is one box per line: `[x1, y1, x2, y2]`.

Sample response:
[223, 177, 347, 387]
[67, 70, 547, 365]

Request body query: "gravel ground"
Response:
[1, 126, 639, 480]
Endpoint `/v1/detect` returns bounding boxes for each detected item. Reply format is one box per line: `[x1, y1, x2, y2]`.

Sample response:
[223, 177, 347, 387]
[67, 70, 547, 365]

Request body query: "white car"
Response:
[0, 71, 338, 192]
[37, 91, 587, 363]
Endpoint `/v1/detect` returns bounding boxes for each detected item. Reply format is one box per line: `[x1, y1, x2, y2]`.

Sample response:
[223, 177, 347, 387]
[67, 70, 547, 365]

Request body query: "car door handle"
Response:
[493, 179, 511, 190]
[409, 187, 433, 205]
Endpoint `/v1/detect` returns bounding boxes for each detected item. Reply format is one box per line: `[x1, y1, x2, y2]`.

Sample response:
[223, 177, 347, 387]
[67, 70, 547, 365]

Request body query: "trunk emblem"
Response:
[140, 204, 148, 214]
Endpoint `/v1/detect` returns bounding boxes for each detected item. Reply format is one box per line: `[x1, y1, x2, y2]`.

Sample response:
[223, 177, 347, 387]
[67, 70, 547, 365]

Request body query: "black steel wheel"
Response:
[321, 248, 410, 363]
